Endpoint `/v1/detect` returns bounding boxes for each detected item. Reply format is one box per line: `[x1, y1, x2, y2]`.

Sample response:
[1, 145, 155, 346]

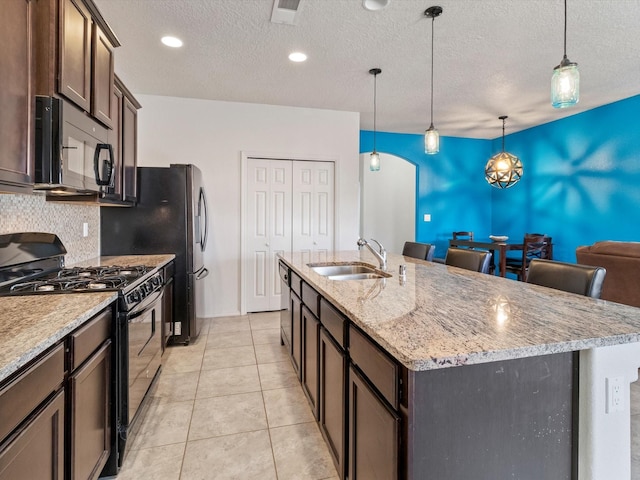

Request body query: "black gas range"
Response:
[0, 232, 164, 475]
[0, 234, 162, 311]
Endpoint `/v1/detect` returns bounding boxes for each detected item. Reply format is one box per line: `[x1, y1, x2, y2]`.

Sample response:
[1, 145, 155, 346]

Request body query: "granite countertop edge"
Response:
[279, 251, 640, 372]
[0, 254, 176, 385]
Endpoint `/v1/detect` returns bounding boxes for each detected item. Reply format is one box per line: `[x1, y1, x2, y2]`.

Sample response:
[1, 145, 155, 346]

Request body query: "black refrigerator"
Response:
[101, 164, 209, 344]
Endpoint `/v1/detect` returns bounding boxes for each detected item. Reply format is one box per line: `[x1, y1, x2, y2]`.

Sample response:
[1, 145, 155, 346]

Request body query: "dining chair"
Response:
[444, 247, 491, 274]
[504, 234, 552, 281]
[526, 259, 606, 299]
[452, 231, 474, 241]
[402, 241, 435, 262]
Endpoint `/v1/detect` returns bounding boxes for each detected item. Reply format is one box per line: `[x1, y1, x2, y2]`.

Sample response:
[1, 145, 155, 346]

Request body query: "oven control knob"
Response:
[129, 291, 141, 303]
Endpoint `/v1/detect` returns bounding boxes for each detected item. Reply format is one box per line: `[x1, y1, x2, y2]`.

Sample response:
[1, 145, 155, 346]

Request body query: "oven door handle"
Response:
[127, 290, 163, 321]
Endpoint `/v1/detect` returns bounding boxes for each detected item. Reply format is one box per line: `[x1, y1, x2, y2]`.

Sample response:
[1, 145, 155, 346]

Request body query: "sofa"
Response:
[575, 241, 640, 308]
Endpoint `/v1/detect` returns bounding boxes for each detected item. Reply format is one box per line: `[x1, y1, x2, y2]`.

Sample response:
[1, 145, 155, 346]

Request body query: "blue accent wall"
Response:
[360, 94, 640, 262]
[490, 95, 640, 262]
[360, 131, 491, 256]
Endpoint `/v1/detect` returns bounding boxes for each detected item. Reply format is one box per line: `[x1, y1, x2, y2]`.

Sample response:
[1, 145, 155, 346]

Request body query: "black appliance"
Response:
[101, 164, 209, 344]
[0, 232, 164, 476]
[35, 96, 115, 194]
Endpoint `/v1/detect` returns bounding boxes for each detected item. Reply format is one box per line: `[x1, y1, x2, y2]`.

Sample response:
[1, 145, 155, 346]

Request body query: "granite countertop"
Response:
[0, 254, 175, 384]
[0, 292, 117, 383]
[280, 251, 640, 371]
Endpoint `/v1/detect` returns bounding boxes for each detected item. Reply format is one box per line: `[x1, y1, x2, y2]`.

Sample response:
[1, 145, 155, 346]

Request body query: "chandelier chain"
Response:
[374, 72, 377, 151]
[563, 0, 567, 58]
[430, 14, 434, 126]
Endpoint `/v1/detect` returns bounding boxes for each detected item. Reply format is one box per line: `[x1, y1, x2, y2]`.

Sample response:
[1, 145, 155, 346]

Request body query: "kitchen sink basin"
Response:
[308, 262, 391, 280]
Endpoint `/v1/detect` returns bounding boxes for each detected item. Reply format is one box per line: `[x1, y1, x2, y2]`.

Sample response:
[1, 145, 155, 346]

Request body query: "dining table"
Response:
[449, 238, 523, 277]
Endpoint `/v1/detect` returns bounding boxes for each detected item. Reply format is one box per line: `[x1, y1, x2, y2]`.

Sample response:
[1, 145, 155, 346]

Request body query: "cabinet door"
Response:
[302, 305, 319, 419]
[0, 0, 33, 192]
[122, 96, 138, 202]
[59, 0, 92, 111]
[348, 365, 399, 480]
[291, 291, 302, 379]
[0, 389, 65, 480]
[319, 327, 346, 479]
[91, 24, 114, 128]
[106, 83, 123, 199]
[69, 341, 111, 480]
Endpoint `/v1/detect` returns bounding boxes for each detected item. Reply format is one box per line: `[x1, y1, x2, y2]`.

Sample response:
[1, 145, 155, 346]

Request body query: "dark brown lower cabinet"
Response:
[291, 291, 302, 379]
[348, 365, 399, 480]
[319, 327, 346, 479]
[69, 341, 111, 480]
[302, 305, 320, 419]
[0, 389, 65, 480]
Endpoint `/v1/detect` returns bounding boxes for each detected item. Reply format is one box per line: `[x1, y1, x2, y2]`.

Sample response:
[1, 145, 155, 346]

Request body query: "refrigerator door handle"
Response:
[196, 267, 209, 280]
[198, 187, 209, 251]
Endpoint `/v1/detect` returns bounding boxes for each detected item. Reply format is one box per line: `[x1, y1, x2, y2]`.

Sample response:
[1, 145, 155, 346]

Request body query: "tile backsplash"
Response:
[0, 193, 100, 265]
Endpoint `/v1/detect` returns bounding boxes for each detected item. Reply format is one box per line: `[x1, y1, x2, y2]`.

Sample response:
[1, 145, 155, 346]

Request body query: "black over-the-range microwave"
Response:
[35, 96, 114, 194]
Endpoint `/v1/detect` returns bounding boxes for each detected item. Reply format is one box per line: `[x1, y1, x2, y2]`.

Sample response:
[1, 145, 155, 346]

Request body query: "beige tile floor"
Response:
[116, 311, 338, 480]
[116, 311, 640, 479]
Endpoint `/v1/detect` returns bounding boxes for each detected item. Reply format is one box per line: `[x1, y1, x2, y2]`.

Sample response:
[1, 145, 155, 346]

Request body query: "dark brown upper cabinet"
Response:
[33, 0, 119, 128]
[0, 0, 34, 193]
[100, 75, 140, 205]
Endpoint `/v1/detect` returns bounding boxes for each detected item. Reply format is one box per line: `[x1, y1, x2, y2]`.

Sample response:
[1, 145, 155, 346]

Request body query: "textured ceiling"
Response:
[94, 0, 640, 139]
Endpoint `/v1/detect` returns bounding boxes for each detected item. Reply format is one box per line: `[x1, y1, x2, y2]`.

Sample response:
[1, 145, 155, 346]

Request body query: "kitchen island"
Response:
[279, 250, 640, 480]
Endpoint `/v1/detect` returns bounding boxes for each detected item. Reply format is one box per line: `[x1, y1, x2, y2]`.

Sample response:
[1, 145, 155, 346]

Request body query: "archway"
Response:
[359, 152, 416, 254]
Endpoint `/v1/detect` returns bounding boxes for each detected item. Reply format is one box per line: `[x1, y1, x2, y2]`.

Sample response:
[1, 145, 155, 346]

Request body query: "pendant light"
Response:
[424, 6, 442, 154]
[484, 116, 523, 189]
[551, 0, 579, 108]
[369, 68, 382, 172]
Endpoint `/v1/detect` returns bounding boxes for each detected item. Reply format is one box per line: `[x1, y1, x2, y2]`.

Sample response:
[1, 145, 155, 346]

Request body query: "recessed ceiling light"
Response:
[161, 36, 183, 48]
[362, 0, 390, 11]
[288, 52, 307, 62]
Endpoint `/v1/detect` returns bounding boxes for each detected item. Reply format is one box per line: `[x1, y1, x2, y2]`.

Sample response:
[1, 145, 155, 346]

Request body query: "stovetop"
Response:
[5, 265, 154, 294]
[0, 233, 164, 311]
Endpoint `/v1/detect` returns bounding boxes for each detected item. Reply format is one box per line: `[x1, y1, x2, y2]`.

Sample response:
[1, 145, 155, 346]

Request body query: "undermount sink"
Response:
[308, 262, 391, 280]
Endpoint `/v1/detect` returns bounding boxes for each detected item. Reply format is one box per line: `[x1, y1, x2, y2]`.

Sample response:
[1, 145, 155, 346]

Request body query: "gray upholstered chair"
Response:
[526, 259, 606, 299]
[402, 241, 435, 262]
[444, 247, 491, 274]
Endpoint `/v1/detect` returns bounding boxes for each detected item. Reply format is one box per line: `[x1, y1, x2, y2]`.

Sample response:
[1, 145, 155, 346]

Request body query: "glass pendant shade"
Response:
[551, 58, 580, 108]
[425, 125, 439, 154]
[551, 0, 579, 108]
[370, 152, 381, 171]
[485, 151, 523, 189]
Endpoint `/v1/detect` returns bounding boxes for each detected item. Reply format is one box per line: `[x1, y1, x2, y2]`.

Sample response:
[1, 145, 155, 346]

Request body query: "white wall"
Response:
[135, 95, 360, 317]
[360, 152, 416, 254]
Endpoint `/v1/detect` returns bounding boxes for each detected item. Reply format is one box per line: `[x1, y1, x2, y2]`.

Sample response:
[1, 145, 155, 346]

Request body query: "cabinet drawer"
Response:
[320, 298, 346, 349]
[349, 325, 399, 409]
[71, 308, 112, 370]
[291, 271, 302, 298]
[0, 343, 65, 441]
[302, 281, 320, 317]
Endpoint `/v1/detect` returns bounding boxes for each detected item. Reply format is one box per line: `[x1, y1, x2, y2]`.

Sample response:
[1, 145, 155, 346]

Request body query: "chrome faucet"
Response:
[357, 238, 387, 271]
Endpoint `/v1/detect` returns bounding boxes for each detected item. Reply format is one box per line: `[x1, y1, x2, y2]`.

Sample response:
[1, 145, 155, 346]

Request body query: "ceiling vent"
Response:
[271, 0, 303, 25]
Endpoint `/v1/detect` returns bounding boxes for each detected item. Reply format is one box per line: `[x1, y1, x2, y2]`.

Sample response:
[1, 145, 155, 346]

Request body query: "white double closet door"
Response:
[245, 158, 334, 312]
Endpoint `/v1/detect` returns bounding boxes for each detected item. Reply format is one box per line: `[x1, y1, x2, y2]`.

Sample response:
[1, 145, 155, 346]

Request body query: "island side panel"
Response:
[405, 352, 576, 479]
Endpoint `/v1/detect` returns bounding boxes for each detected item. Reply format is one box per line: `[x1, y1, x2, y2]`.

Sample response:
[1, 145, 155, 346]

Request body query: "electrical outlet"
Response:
[423, 214, 431, 222]
[606, 376, 625, 413]
[82, 222, 89, 237]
